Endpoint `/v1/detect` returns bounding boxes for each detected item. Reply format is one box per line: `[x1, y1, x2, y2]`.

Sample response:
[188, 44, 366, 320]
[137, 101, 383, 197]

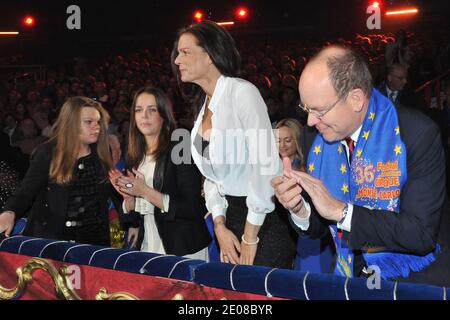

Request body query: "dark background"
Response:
[0, 0, 449, 65]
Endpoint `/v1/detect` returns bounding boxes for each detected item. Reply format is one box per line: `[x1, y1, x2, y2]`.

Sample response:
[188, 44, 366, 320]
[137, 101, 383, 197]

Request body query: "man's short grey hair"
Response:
[325, 46, 373, 99]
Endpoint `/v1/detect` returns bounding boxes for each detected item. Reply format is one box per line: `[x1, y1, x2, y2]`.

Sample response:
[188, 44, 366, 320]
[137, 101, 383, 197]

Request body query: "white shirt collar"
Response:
[207, 75, 225, 113]
[351, 125, 362, 142]
[386, 85, 397, 98]
[340, 125, 362, 163]
[340, 124, 362, 145]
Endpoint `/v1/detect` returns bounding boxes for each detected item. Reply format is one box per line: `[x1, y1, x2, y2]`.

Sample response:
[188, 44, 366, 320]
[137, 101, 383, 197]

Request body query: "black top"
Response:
[4, 142, 121, 246]
[66, 154, 101, 223]
[194, 133, 210, 160]
[0, 161, 20, 210]
[61, 153, 109, 245]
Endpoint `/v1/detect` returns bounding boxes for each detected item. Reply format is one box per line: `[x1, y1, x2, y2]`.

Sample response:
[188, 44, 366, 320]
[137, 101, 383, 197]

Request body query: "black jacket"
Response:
[4, 142, 120, 242]
[378, 82, 426, 110]
[132, 144, 211, 256]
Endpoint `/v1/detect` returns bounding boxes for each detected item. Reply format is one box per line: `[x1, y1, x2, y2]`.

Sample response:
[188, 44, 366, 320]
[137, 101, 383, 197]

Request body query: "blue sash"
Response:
[307, 89, 437, 280]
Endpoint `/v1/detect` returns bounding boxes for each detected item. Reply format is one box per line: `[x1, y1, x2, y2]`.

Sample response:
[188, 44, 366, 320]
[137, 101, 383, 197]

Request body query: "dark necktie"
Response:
[343, 137, 367, 277]
[345, 137, 355, 162]
[338, 137, 354, 239]
[389, 91, 396, 104]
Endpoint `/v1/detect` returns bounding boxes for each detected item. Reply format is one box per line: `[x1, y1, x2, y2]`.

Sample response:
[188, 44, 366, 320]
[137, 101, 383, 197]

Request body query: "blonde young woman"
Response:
[0, 97, 117, 246]
[275, 118, 306, 172]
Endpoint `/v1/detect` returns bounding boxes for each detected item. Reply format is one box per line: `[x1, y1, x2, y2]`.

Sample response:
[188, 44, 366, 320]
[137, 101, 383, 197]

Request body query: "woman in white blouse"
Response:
[171, 21, 295, 268]
[109, 87, 211, 259]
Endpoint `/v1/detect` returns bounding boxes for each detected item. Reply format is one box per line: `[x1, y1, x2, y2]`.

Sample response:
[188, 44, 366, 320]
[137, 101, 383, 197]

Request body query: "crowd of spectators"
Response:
[1, 30, 449, 208]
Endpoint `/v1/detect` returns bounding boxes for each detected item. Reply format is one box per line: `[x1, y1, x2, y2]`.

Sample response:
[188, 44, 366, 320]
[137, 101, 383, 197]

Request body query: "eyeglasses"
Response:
[298, 96, 342, 118]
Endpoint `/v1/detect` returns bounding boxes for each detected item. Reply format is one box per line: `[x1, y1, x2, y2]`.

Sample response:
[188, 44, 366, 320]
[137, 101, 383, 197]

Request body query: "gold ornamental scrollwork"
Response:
[0, 257, 81, 300]
[171, 293, 185, 300]
[96, 288, 139, 300]
[0, 257, 139, 300]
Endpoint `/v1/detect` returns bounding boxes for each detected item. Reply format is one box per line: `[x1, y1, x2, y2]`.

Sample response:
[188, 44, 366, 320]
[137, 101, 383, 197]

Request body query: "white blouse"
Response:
[122, 156, 169, 254]
[123, 156, 209, 261]
[191, 75, 282, 226]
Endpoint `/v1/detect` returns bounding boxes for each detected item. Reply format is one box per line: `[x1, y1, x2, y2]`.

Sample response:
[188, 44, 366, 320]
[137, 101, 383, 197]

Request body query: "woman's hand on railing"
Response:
[127, 227, 139, 249]
[214, 223, 241, 264]
[0, 211, 16, 237]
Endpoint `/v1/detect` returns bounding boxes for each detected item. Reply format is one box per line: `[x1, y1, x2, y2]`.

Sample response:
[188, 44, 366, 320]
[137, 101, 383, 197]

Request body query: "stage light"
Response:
[368, 1, 381, 9]
[23, 16, 35, 27]
[193, 10, 204, 22]
[0, 31, 20, 36]
[386, 8, 418, 16]
[217, 21, 235, 27]
[235, 7, 249, 20]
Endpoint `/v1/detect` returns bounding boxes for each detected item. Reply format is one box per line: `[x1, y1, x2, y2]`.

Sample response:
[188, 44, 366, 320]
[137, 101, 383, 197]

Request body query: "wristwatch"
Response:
[338, 203, 349, 225]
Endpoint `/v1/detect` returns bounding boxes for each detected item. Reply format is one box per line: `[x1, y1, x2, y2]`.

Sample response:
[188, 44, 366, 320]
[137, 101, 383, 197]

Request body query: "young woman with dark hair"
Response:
[109, 87, 210, 258]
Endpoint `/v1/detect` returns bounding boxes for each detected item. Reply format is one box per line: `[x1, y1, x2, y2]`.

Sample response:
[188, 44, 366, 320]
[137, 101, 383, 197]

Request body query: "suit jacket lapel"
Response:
[153, 151, 167, 192]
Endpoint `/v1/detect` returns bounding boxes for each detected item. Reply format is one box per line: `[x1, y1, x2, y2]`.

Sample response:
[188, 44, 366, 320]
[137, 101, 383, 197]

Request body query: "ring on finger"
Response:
[125, 182, 134, 188]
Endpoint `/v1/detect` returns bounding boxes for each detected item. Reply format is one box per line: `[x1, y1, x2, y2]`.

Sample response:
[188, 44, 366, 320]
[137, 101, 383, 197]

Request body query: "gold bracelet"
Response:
[241, 234, 259, 245]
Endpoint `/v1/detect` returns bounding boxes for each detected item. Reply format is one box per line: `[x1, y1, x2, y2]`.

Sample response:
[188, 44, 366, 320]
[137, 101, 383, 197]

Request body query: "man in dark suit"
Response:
[378, 63, 426, 110]
[272, 45, 450, 286]
[379, 64, 448, 149]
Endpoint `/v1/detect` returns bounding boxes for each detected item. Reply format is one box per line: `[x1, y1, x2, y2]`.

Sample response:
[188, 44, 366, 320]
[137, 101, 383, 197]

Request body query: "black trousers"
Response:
[225, 195, 297, 269]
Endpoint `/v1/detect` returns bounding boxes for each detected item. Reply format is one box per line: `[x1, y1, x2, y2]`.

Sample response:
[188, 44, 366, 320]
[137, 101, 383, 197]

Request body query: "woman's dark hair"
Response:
[126, 87, 176, 169]
[171, 21, 241, 116]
